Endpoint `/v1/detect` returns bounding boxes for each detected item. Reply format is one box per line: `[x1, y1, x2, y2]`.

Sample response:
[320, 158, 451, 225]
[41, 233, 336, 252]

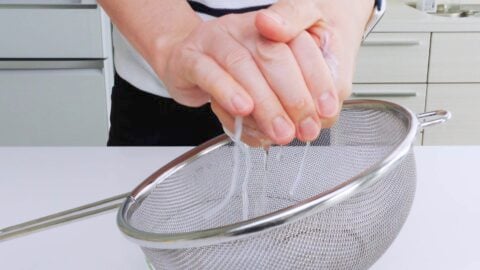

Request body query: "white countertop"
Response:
[373, 0, 480, 32]
[0, 147, 479, 269]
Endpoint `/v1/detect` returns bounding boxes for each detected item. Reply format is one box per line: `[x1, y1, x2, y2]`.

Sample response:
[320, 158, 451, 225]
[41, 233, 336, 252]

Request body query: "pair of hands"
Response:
[159, 0, 371, 146]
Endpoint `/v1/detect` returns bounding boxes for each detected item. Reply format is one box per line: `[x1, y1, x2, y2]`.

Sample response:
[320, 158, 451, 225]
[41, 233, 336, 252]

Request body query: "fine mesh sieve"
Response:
[115, 100, 449, 270]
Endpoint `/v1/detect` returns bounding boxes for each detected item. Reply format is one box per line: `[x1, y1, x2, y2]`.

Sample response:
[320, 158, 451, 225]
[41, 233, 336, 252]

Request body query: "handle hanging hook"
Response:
[417, 110, 451, 129]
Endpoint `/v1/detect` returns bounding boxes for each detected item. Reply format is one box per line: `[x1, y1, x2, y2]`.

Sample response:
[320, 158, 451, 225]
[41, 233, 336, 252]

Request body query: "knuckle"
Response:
[296, 31, 311, 42]
[303, 68, 317, 84]
[168, 45, 201, 85]
[223, 48, 252, 70]
[255, 39, 290, 62]
[254, 94, 273, 109]
[283, 97, 308, 112]
[187, 53, 204, 80]
[178, 46, 194, 64]
[203, 71, 223, 91]
[186, 55, 220, 91]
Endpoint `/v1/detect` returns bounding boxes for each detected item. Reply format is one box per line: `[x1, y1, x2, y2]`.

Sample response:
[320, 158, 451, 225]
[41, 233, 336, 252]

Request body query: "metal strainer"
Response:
[117, 100, 450, 270]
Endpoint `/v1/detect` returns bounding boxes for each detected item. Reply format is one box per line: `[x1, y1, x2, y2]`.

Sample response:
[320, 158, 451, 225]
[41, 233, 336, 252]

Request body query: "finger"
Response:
[212, 100, 270, 143]
[166, 85, 212, 108]
[186, 51, 254, 117]
[289, 31, 340, 119]
[253, 38, 321, 142]
[321, 113, 340, 129]
[307, 24, 340, 82]
[211, 100, 271, 147]
[255, 0, 324, 42]
[308, 24, 353, 105]
[204, 26, 295, 144]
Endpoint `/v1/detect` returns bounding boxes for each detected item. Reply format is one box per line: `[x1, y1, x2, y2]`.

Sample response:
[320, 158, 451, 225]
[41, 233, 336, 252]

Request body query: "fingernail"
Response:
[273, 115, 293, 141]
[231, 94, 251, 114]
[299, 117, 320, 141]
[317, 91, 339, 118]
[261, 10, 285, 25]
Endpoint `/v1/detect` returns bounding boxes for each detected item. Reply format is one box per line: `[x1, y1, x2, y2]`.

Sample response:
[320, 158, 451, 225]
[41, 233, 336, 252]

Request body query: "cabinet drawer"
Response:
[429, 33, 480, 83]
[0, 5, 104, 58]
[348, 84, 427, 145]
[354, 33, 430, 83]
[0, 69, 108, 146]
[424, 84, 480, 145]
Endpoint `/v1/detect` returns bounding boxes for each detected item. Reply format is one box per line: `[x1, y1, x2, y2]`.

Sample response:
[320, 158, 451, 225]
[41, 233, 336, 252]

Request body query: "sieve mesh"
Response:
[124, 105, 417, 270]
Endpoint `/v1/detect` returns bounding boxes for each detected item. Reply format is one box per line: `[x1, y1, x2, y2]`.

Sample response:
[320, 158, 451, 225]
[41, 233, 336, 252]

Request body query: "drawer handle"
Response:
[0, 60, 104, 70]
[352, 91, 417, 97]
[362, 40, 421, 47]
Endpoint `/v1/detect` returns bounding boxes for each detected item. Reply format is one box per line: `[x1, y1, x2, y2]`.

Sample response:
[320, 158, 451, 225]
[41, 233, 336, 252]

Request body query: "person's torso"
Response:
[113, 0, 276, 97]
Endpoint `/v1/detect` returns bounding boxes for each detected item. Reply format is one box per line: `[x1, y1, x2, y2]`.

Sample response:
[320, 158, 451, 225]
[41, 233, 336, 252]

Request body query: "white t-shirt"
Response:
[113, 0, 276, 97]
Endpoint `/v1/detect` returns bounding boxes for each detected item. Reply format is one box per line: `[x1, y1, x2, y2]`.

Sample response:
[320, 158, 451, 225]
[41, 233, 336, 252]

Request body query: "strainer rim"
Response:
[117, 99, 419, 249]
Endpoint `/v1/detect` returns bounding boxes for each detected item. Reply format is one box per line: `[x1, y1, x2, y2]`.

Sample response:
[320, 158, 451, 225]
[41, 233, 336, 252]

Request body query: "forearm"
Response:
[98, 0, 201, 76]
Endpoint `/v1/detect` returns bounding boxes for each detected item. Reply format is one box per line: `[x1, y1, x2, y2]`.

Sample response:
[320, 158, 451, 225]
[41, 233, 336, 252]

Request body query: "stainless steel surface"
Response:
[117, 100, 450, 270]
[0, 193, 128, 242]
[118, 100, 418, 249]
[417, 110, 452, 128]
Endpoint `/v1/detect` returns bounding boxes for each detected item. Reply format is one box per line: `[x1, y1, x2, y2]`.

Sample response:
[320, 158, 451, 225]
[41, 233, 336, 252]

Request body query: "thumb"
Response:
[255, 0, 323, 42]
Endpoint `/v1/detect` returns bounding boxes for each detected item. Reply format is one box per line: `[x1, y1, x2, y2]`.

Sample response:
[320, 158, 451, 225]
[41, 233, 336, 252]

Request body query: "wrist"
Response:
[340, 0, 375, 40]
[320, 0, 375, 41]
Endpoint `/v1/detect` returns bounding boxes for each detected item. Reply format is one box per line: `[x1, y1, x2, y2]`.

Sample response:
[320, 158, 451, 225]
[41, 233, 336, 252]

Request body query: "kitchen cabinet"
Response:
[0, 3, 113, 146]
[423, 84, 480, 145]
[0, 5, 104, 59]
[354, 33, 430, 83]
[355, 28, 480, 145]
[349, 84, 426, 145]
[0, 68, 108, 146]
[353, 33, 431, 145]
[429, 33, 480, 83]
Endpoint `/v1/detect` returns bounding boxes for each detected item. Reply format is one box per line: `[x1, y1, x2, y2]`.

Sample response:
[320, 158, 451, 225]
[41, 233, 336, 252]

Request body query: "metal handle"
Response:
[352, 91, 417, 98]
[0, 192, 129, 242]
[362, 40, 421, 47]
[417, 110, 452, 129]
